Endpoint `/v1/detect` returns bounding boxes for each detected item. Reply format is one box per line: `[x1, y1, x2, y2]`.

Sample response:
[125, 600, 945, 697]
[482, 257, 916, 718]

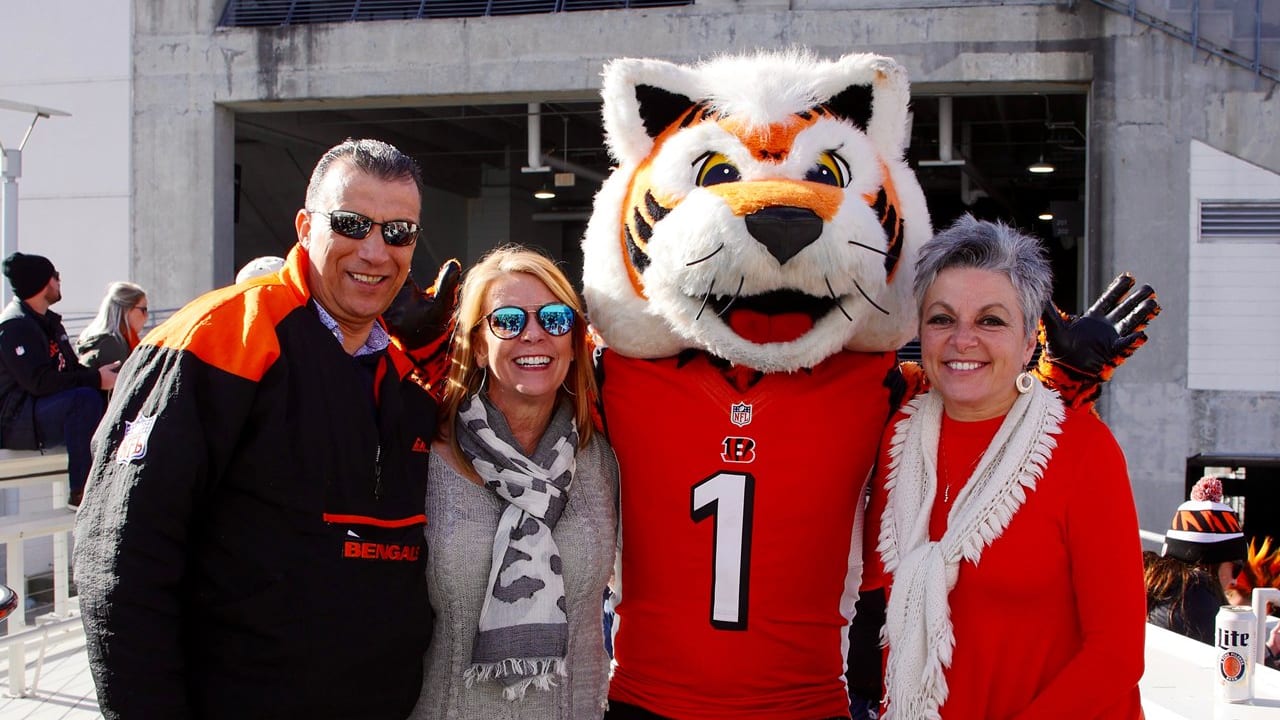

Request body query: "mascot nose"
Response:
[744, 206, 823, 265]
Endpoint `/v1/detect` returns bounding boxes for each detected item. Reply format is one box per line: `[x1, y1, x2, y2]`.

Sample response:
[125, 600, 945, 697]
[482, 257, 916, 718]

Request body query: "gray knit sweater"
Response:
[410, 434, 619, 720]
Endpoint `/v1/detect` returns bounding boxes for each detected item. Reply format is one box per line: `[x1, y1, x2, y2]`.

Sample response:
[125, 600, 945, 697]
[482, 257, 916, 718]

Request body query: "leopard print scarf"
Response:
[456, 393, 578, 700]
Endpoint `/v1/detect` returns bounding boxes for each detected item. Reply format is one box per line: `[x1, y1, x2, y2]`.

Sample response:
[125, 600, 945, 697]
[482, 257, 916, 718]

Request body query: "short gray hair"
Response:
[913, 215, 1052, 338]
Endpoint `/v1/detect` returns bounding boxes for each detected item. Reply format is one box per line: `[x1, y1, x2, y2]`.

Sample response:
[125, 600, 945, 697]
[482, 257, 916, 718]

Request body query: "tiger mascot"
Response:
[582, 50, 922, 720]
[579, 50, 1156, 719]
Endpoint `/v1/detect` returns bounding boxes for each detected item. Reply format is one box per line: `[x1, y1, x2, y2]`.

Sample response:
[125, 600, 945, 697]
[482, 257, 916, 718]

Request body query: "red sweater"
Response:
[864, 404, 1146, 720]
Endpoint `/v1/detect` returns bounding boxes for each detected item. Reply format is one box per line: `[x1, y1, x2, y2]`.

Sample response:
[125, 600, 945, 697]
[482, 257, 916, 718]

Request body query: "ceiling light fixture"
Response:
[533, 184, 556, 200]
[1028, 156, 1055, 174]
[1038, 212, 1054, 221]
[1027, 95, 1058, 174]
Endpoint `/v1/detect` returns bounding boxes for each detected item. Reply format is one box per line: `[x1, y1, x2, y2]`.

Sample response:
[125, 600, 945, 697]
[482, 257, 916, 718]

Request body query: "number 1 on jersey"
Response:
[691, 471, 755, 630]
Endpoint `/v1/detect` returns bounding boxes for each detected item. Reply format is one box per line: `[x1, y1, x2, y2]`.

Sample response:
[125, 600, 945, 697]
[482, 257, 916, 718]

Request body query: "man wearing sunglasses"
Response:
[75, 138, 457, 720]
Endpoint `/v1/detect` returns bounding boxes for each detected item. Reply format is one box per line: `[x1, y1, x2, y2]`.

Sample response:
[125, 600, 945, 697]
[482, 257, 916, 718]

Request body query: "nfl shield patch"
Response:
[115, 414, 157, 465]
[729, 402, 752, 427]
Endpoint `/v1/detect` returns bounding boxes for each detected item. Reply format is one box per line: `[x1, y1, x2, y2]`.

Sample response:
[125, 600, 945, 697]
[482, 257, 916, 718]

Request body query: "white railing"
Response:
[0, 450, 76, 697]
[1140, 528, 1166, 551]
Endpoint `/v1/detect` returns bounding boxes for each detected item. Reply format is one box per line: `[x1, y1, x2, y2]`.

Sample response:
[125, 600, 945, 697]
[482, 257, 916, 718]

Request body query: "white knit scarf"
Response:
[456, 394, 577, 700]
[876, 383, 1063, 720]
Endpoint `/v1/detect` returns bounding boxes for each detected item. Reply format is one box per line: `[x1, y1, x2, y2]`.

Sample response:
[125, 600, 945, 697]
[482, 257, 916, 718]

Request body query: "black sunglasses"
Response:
[310, 209, 420, 247]
[482, 303, 576, 340]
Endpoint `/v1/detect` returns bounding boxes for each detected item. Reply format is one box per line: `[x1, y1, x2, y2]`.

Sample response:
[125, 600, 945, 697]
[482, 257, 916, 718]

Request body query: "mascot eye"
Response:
[695, 152, 742, 187]
[804, 151, 850, 187]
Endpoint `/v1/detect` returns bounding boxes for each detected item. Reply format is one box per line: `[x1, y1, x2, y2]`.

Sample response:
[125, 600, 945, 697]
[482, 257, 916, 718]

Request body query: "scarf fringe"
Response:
[953, 400, 1061, 564]
[877, 396, 925, 578]
[465, 658, 568, 700]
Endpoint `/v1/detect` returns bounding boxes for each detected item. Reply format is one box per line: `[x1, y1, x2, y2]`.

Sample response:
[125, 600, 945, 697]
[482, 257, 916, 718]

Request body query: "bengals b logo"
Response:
[721, 437, 756, 464]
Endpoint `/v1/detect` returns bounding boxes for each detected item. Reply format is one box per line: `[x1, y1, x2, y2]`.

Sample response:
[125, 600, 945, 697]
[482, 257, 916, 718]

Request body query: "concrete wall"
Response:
[130, 1, 1280, 533]
[1089, 19, 1280, 532]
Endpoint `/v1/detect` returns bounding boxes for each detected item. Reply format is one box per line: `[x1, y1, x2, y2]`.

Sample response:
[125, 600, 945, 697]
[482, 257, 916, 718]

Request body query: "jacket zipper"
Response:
[373, 443, 383, 500]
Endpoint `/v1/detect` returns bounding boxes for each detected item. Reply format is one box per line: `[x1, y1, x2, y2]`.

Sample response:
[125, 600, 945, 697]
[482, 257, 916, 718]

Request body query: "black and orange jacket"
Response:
[0, 299, 100, 448]
[74, 246, 437, 720]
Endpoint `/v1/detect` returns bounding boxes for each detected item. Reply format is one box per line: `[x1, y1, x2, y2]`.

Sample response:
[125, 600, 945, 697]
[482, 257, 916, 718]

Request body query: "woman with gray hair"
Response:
[76, 281, 148, 370]
[861, 215, 1145, 719]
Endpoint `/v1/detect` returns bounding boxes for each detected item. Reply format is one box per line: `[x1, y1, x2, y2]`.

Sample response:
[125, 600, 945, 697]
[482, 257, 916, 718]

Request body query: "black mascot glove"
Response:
[384, 259, 462, 399]
[384, 259, 462, 350]
[1036, 273, 1160, 408]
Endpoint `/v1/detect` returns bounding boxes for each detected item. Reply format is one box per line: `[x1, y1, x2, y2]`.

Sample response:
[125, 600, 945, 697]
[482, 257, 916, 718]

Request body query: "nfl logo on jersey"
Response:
[115, 413, 157, 465]
[729, 402, 752, 427]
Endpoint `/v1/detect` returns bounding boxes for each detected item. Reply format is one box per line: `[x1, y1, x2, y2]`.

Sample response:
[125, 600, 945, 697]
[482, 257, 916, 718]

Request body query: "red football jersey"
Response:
[603, 349, 896, 719]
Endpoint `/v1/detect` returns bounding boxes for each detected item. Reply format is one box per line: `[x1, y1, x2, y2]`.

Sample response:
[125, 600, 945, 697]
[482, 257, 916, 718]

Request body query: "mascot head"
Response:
[582, 50, 931, 373]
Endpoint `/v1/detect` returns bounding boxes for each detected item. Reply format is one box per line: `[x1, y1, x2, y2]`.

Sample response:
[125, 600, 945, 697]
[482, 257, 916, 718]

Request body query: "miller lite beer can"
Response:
[1215, 605, 1255, 703]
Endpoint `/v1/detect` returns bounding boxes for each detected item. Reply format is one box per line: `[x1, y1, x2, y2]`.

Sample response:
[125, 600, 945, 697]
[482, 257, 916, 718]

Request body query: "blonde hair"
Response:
[79, 281, 147, 349]
[440, 245, 597, 474]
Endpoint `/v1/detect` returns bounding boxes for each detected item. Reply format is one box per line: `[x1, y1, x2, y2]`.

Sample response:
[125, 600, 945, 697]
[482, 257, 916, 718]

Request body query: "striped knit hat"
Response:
[1161, 476, 1246, 565]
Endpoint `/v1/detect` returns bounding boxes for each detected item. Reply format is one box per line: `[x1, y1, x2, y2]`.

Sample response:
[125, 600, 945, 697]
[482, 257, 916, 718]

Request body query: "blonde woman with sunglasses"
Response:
[411, 245, 618, 720]
[76, 281, 149, 370]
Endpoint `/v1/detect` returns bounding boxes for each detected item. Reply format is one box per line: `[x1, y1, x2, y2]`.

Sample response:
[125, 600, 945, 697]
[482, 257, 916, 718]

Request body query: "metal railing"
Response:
[1089, 0, 1279, 85]
[219, 0, 694, 26]
[60, 308, 178, 345]
[0, 453, 75, 697]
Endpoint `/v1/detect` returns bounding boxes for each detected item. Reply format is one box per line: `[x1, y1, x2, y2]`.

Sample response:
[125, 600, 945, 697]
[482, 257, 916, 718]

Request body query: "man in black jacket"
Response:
[74, 139, 457, 720]
[0, 252, 118, 507]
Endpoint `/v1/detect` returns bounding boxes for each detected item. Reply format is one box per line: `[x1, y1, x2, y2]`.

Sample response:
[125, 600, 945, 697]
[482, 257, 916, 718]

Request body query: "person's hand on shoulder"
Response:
[384, 259, 462, 350]
[384, 259, 461, 397]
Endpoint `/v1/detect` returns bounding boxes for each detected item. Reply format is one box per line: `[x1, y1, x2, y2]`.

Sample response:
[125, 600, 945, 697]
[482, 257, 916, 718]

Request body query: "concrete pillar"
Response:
[133, 96, 234, 307]
[467, 167, 514, 263]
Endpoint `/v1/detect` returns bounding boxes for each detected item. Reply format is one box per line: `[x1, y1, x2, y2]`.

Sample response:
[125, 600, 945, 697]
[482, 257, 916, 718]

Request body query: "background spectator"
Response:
[235, 255, 285, 284]
[0, 252, 117, 508]
[76, 281, 148, 370]
[1145, 476, 1247, 643]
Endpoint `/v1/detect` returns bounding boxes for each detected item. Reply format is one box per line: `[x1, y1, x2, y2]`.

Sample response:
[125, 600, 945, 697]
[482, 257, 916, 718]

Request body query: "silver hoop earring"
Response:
[478, 366, 488, 393]
[560, 382, 576, 397]
[1015, 371, 1034, 395]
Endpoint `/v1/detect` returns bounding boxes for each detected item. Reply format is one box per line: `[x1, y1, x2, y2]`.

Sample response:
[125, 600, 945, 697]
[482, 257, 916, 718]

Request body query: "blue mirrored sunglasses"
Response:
[483, 303, 575, 340]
